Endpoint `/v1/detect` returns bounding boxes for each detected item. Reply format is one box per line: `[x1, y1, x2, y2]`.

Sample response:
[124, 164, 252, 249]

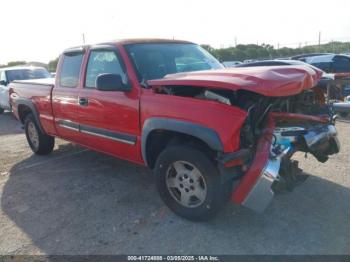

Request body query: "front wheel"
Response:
[24, 113, 55, 155]
[155, 145, 231, 221]
[0, 107, 4, 114]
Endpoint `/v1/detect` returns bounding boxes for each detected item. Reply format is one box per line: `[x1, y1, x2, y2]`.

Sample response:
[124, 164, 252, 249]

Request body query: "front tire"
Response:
[24, 113, 55, 155]
[155, 145, 231, 221]
[0, 107, 4, 114]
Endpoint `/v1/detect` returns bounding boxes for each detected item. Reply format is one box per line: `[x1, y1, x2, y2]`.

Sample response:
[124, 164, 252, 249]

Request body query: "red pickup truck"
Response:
[9, 39, 340, 220]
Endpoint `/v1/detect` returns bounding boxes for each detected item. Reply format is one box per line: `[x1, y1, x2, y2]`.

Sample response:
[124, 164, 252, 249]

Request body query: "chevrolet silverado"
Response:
[9, 39, 340, 220]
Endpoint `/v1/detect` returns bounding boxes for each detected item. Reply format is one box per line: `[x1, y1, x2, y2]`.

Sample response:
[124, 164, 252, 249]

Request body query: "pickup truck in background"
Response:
[0, 66, 51, 113]
[9, 39, 340, 220]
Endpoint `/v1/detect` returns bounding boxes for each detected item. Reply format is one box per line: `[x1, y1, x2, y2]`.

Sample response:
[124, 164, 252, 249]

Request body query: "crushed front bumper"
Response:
[231, 112, 340, 212]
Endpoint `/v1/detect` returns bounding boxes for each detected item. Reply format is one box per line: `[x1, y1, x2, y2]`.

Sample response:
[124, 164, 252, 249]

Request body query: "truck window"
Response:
[59, 53, 84, 88]
[124, 43, 223, 83]
[85, 50, 127, 88]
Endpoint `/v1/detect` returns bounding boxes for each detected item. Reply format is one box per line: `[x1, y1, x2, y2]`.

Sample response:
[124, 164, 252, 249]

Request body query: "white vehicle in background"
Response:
[0, 66, 51, 114]
[222, 61, 242, 68]
[333, 96, 350, 118]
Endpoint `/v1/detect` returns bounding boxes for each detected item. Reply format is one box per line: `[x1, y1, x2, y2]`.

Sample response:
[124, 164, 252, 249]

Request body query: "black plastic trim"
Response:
[58, 120, 79, 131]
[58, 119, 136, 145]
[141, 117, 224, 167]
[80, 125, 136, 145]
[16, 98, 45, 133]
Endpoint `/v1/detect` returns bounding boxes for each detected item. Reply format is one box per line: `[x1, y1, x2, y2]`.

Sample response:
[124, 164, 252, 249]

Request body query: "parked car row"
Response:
[0, 66, 52, 113]
[222, 53, 350, 75]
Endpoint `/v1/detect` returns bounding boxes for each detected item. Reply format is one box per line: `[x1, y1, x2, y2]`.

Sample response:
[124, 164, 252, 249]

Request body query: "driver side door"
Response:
[77, 46, 141, 163]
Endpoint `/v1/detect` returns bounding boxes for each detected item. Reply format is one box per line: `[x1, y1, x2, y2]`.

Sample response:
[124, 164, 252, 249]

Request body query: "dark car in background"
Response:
[300, 54, 350, 74]
[290, 53, 333, 61]
[235, 59, 310, 67]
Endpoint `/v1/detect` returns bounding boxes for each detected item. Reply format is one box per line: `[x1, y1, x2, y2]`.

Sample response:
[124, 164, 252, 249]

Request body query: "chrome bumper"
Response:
[241, 124, 339, 213]
[242, 158, 281, 213]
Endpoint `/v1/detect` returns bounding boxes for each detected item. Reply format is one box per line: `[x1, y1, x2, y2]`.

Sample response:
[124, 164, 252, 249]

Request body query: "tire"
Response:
[155, 145, 231, 221]
[24, 113, 55, 155]
[0, 107, 4, 114]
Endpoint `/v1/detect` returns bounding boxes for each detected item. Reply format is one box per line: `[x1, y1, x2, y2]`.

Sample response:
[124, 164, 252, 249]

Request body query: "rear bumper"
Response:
[231, 113, 340, 212]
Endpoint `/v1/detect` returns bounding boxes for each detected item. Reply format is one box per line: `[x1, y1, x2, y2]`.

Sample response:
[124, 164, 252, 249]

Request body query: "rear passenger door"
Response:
[77, 46, 140, 162]
[52, 49, 84, 141]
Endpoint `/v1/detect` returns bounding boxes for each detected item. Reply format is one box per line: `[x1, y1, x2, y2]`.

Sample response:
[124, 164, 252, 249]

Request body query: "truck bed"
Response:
[9, 78, 56, 135]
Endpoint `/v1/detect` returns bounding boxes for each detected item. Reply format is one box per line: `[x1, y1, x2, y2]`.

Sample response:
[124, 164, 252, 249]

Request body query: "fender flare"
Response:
[16, 98, 45, 133]
[141, 117, 224, 166]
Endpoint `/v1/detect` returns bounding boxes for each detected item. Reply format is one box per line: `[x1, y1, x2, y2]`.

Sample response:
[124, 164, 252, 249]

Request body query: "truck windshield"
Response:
[124, 43, 223, 82]
[6, 68, 51, 83]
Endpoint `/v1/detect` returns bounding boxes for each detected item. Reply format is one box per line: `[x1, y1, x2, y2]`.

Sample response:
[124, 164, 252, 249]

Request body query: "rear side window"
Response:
[85, 50, 127, 88]
[59, 53, 84, 87]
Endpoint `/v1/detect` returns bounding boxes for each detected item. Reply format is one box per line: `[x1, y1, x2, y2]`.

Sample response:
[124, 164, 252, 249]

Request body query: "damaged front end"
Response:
[149, 66, 341, 213]
[231, 112, 340, 212]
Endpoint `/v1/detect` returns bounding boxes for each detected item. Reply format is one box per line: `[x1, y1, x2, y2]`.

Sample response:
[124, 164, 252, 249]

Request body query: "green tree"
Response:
[202, 41, 350, 62]
[48, 58, 59, 72]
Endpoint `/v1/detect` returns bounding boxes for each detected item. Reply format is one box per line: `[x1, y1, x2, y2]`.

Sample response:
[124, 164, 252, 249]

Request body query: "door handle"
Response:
[79, 97, 89, 106]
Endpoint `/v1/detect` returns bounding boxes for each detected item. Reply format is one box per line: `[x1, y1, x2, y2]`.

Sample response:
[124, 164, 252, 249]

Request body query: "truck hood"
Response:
[148, 65, 323, 97]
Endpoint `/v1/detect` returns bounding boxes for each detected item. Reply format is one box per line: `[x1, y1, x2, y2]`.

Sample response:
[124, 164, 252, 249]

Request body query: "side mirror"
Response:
[96, 74, 129, 92]
[0, 80, 7, 86]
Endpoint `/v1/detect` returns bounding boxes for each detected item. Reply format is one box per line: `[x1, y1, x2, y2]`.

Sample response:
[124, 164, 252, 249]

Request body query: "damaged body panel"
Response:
[148, 65, 323, 97]
[232, 113, 339, 212]
[148, 66, 340, 213]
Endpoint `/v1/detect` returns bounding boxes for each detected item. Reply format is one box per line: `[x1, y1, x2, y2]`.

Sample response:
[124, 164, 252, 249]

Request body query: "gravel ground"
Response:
[0, 111, 349, 255]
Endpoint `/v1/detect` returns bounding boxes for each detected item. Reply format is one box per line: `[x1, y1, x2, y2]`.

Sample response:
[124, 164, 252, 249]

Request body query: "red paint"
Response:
[149, 66, 323, 97]
[140, 88, 247, 153]
[334, 72, 350, 79]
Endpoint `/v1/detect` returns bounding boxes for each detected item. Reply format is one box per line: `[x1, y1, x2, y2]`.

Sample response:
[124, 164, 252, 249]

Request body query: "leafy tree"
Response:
[0, 61, 26, 68]
[48, 58, 59, 72]
[201, 41, 350, 62]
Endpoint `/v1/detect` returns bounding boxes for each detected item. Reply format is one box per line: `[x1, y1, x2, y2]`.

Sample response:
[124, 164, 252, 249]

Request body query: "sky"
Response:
[1, 0, 350, 64]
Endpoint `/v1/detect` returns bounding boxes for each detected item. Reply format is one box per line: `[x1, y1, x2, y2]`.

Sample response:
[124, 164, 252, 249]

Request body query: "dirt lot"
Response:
[0, 112, 350, 255]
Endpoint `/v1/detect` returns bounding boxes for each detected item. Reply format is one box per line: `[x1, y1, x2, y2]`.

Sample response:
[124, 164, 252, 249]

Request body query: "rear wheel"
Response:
[155, 145, 231, 221]
[24, 113, 55, 155]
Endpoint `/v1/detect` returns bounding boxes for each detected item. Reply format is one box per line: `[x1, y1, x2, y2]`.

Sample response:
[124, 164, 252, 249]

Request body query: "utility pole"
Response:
[318, 31, 321, 47]
[234, 36, 237, 47]
[82, 33, 86, 45]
